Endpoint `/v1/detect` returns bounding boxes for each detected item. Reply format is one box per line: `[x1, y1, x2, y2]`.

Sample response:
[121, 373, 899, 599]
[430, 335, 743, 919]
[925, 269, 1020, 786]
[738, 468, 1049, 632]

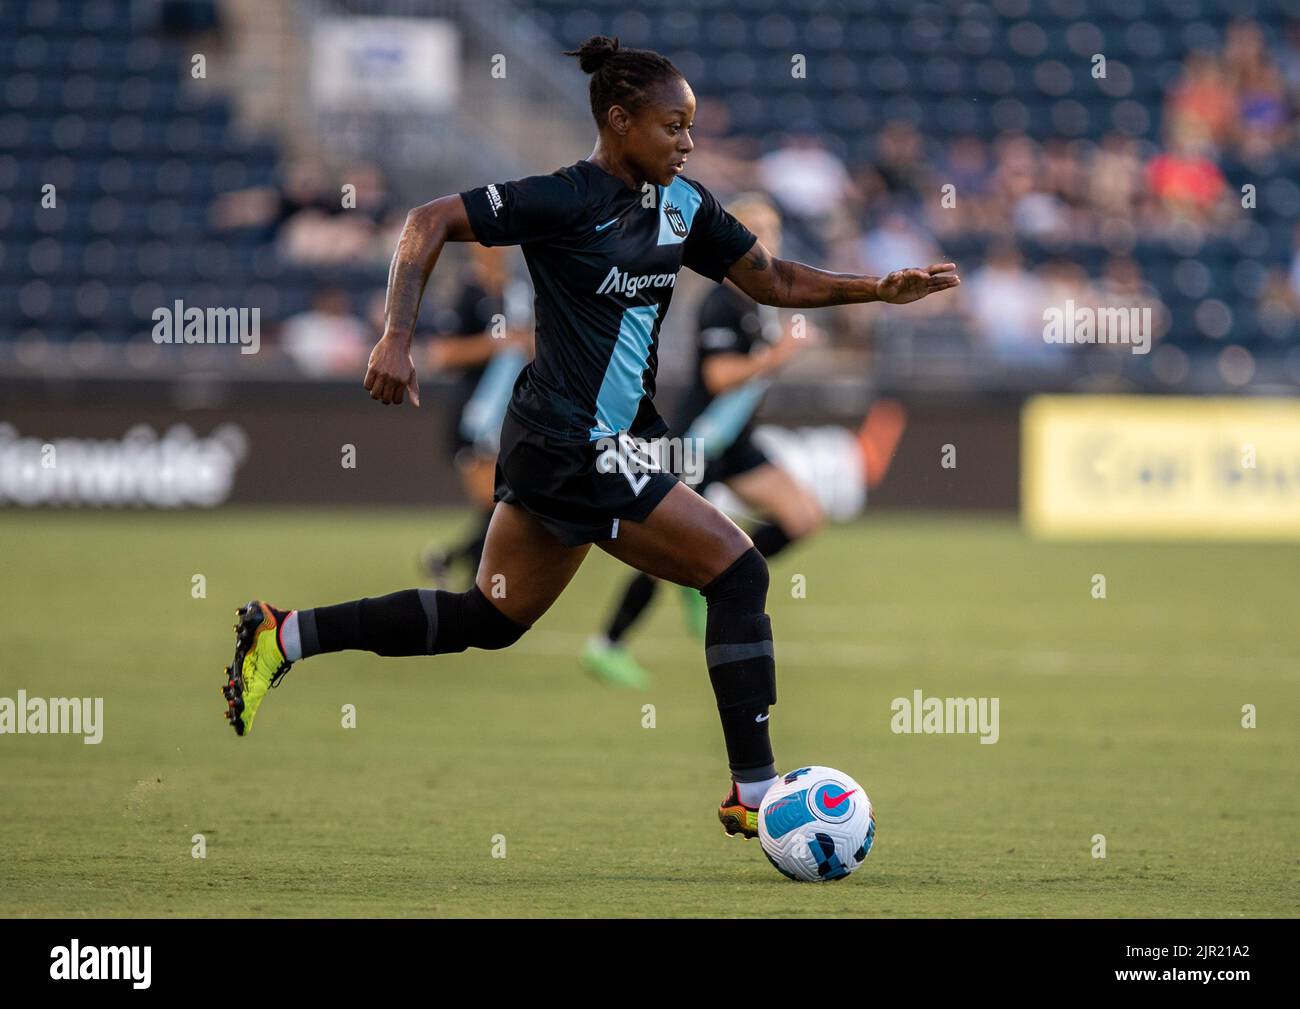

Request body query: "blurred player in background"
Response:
[420, 244, 531, 587]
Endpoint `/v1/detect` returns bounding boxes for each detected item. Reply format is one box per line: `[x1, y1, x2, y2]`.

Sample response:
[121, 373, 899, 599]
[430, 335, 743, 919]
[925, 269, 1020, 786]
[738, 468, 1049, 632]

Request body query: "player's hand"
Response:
[877, 262, 961, 305]
[364, 334, 421, 407]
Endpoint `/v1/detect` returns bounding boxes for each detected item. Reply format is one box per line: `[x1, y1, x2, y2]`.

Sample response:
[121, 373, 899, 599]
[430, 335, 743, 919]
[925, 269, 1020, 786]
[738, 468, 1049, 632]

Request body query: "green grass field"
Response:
[1, 508, 1296, 918]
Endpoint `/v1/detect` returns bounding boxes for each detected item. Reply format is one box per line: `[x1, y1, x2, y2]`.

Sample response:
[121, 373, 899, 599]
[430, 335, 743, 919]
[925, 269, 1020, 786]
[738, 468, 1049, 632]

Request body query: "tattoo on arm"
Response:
[730, 242, 878, 307]
[771, 258, 797, 305]
[739, 244, 769, 277]
[383, 210, 445, 344]
[769, 259, 875, 308]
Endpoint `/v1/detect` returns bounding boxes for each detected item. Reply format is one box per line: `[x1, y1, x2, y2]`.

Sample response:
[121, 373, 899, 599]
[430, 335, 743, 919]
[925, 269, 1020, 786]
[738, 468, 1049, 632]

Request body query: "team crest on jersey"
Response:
[656, 180, 701, 246]
[663, 201, 688, 239]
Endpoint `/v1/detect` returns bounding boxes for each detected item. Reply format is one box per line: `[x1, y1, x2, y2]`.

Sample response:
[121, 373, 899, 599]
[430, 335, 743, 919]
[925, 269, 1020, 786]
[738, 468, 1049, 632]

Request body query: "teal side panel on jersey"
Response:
[685, 379, 771, 459]
[589, 304, 660, 439]
[657, 177, 703, 246]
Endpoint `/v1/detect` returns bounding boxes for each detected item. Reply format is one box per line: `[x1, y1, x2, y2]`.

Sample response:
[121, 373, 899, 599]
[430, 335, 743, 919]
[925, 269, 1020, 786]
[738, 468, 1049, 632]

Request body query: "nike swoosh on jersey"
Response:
[755, 712, 770, 722]
[594, 217, 620, 232]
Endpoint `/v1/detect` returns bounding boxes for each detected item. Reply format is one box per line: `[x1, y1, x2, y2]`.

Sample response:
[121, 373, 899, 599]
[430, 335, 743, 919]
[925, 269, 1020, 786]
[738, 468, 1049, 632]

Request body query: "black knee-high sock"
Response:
[296, 585, 527, 658]
[604, 572, 659, 644]
[750, 522, 793, 560]
[701, 547, 777, 782]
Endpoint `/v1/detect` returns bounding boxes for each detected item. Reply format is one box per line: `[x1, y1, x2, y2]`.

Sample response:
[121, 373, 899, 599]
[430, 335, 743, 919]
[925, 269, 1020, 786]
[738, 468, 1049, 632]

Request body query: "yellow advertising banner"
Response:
[1022, 396, 1300, 540]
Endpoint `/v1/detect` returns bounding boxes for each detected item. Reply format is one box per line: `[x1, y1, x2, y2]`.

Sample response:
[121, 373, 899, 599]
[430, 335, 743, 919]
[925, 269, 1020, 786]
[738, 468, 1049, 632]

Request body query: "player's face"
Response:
[633, 78, 695, 187]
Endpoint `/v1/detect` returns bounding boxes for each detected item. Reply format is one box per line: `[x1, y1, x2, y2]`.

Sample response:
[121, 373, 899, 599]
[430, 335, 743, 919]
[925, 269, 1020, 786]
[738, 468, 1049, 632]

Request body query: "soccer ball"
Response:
[758, 766, 875, 882]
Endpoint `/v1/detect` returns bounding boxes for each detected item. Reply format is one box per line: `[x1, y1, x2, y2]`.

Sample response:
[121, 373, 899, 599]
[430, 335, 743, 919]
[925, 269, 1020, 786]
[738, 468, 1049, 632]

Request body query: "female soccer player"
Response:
[582, 193, 910, 689]
[221, 35, 959, 839]
[583, 192, 818, 688]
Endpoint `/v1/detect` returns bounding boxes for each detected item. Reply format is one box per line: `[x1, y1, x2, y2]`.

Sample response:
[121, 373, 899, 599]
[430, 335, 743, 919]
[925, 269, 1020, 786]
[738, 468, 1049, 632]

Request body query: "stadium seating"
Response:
[3, 0, 1297, 375]
[0, 0, 384, 344]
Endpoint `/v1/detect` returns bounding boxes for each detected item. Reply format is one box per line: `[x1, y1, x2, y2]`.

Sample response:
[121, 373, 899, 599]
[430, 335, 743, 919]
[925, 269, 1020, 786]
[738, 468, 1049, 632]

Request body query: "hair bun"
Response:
[570, 35, 620, 75]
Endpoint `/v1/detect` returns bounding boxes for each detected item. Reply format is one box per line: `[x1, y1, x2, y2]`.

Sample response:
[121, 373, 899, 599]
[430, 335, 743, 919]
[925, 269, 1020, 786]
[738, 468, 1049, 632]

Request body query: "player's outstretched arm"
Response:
[365, 195, 477, 406]
[725, 240, 960, 309]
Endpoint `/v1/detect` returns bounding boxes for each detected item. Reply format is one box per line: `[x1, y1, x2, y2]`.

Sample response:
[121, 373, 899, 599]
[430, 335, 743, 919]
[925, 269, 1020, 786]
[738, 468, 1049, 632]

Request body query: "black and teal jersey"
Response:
[459, 159, 756, 442]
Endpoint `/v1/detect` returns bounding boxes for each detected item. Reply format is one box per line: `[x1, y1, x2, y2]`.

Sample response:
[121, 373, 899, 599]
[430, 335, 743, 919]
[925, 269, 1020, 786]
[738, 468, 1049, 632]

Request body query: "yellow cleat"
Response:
[718, 782, 760, 840]
[221, 601, 292, 737]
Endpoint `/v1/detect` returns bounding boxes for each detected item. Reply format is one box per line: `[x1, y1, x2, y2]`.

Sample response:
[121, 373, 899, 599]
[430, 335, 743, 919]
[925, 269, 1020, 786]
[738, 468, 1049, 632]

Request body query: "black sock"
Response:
[750, 522, 793, 560]
[701, 547, 777, 781]
[297, 585, 527, 658]
[604, 573, 659, 644]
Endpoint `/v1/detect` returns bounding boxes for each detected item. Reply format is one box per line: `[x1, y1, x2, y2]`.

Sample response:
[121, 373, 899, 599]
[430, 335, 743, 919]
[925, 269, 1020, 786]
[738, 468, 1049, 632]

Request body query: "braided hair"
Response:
[563, 35, 683, 129]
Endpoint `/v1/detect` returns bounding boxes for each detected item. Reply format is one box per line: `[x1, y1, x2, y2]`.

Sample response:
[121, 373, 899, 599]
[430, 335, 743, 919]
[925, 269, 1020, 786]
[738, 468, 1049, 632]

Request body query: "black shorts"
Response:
[493, 411, 680, 547]
[697, 426, 771, 489]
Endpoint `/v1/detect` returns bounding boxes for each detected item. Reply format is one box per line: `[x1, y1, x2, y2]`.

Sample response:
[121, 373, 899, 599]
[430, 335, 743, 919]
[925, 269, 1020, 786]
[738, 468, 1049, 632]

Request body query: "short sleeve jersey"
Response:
[459, 160, 756, 441]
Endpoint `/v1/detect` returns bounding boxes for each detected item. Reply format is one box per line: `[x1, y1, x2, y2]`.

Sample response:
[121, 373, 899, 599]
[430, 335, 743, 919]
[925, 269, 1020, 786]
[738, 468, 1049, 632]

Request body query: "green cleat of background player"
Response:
[581, 636, 651, 690]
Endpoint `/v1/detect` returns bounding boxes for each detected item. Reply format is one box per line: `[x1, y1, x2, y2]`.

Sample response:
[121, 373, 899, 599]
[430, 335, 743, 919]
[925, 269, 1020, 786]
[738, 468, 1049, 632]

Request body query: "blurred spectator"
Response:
[1257, 266, 1298, 342]
[1222, 19, 1272, 92]
[1094, 256, 1171, 348]
[1038, 258, 1094, 319]
[1235, 63, 1290, 159]
[964, 243, 1051, 365]
[211, 160, 395, 265]
[1275, 19, 1300, 99]
[858, 210, 942, 276]
[1087, 133, 1145, 224]
[343, 162, 394, 226]
[993, 135, 1072, 241]
[210, 160, 334, 239]
[757, 131, 859, 255]
[279, 286, 370, 377]
[872, 121, 931, 204]
[929, 135, 995, 236]
[1020, 138, 1090, 243]
[852, 209, 950, 324]
[280, 205, 371, 265]
[1165, 51, 1236, 150]
[1145, 126, 1228, 225]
